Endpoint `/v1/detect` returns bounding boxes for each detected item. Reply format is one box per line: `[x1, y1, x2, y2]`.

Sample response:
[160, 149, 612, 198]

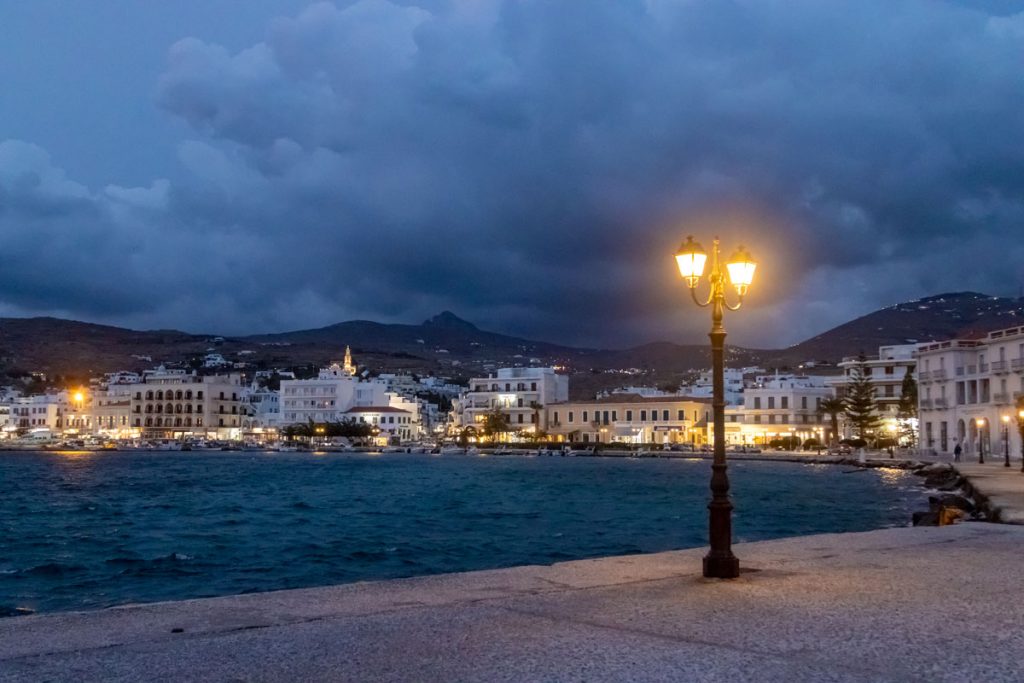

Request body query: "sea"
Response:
[0, 451, 929, 616]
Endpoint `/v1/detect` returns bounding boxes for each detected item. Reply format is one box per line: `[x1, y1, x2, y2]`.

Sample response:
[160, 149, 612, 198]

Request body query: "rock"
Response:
[916, 463, 952, 476]
[923, 471, 959, 489]
[929, 494, 974, 513]
[913, 511, 939, 526]
[0, 605, 34, 618]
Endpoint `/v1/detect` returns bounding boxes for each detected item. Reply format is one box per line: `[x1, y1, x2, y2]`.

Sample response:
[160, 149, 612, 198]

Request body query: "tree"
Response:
[896, 368, 918, 446]
[843, 353, 882, 439]
[817, 396, 845, 446]
[480, 407, 510, 440]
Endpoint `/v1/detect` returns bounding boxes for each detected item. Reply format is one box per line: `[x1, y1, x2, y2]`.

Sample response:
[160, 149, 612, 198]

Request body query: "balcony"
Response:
[934, 398, 948, 409]
[932, 369, 947, 381]
[992, 360, 1009, 374]
[967, 365, 977, 375]
[1013, 358, 1024, 372]
[917, 371, 931, 382]
[955, 367, 965, 376]
[919, 399, 932, 410]
[979, 363, 990, 373]
[993, 393, 1010, 404]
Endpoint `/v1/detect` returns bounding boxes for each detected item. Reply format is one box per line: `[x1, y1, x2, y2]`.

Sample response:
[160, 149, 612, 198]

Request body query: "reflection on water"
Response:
[0, 452, 927, 615]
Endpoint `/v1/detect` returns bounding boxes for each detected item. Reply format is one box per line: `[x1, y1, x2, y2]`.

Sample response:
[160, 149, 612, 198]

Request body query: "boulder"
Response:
[929, 494, 975, 513]
[917, 463, 952, 476]
[923, 471, 959, 489]
[912, 510, 939, 526]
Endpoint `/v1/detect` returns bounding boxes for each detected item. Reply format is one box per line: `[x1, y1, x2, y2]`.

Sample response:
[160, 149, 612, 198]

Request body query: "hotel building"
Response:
[128, 368, 245, 439]
[827, 345, 917, 436]
[719, 375, 833, 445]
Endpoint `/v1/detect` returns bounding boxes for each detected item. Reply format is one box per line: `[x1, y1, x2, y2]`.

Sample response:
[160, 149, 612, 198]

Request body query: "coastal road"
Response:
[1, 523, 1022, 682]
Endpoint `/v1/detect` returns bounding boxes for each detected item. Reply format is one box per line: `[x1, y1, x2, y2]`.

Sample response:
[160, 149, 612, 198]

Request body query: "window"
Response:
[603, 411, 609, 424]
[677, 410, 684, 420]
[531, 382, 537, 391]
[781, 397, 788, 409]
[801, 397, 808, 410]
[583, 411, 588, 422]
[612, 411, 617, 422]
[754, 397, 761, 409]
[662, 410, 669, 421]
[768, 397, 775, 409]
[640, 410, 647, 421]
[568, 411, 574, 423]
[553, 411, 559, 424]
[517, 414, 524, 424]
[626, 410, 633, 421]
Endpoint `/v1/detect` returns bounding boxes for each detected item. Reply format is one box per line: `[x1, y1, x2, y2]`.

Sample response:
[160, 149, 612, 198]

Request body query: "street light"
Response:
[975, 417, 986, 464]
[676, 235, 756, 579]
[1002, 415, 1011, 468]
[1018, 408, 1024, 473]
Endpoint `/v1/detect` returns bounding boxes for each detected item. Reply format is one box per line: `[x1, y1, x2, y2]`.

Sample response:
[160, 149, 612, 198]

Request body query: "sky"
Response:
[1, 0, 1023, 350]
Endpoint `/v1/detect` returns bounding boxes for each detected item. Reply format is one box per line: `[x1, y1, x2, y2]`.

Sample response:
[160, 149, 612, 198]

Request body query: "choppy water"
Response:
[0, 451, 927, 615]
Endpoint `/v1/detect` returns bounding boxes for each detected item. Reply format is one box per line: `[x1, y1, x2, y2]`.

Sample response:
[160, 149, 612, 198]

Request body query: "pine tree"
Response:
[896, 368, 918, 446]
[843, 353, 882, 439]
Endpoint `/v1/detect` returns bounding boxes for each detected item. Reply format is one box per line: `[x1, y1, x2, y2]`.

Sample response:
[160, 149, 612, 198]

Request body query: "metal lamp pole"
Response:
[1003, 415, 1011, 468]
[976, 418, 985, 464]
[675, 236, 756, 579]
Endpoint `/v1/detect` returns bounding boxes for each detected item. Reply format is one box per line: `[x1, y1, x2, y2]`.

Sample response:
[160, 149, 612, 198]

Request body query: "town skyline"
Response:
[3, 1, 1024, 348]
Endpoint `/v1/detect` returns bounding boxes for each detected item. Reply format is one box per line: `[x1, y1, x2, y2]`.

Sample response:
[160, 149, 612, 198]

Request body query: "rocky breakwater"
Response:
[908, 463, 979, 526]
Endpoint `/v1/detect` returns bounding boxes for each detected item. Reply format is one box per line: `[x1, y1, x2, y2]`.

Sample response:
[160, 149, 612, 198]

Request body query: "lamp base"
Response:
[703, 554, 740, 579]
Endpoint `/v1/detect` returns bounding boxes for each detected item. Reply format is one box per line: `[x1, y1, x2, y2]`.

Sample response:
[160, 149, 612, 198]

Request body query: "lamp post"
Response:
[675, 235, 756, 579]
[1002, 415, 1011, 468]
[1018, 408, 1024, 474]
[975, 417, 986, 464]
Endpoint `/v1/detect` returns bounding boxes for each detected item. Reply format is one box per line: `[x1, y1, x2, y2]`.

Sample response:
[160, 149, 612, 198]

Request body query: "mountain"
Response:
[1, 292, 1022, 395]
[773, 292, 1024, 364]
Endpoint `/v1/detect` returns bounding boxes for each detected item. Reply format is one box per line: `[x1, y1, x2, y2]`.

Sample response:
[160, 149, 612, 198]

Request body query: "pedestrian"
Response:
[954, 443, 962, 462]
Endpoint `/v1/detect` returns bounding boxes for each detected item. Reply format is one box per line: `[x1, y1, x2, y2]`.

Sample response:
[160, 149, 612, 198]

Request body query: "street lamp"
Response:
[676, 235, 756, 579]
[1002, 415, 1011, 468]
[1018, 408, 1024, 473]
[975, 417, 986, 464]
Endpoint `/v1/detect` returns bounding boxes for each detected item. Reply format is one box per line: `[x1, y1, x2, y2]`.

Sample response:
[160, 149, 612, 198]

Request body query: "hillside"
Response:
[1, 292, 1022, 392]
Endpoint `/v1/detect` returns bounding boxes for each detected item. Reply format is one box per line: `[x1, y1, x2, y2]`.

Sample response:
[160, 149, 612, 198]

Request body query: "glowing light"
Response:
[725, 245, 756, 295]
[675, 235, 707, 288]
[73, 391, 84, 403]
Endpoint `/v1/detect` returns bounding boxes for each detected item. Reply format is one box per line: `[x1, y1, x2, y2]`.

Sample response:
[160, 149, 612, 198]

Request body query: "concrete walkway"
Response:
[955, 462, 1024, 523]
[2, 524, 1023, 682]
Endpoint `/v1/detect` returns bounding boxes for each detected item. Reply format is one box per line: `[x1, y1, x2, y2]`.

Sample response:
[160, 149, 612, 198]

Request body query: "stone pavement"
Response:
[955, 462, 1024, 523]
[2, 523, 1023, 682]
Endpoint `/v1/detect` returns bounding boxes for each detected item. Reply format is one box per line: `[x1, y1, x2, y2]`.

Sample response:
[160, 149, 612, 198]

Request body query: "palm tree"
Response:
[818, 396, 845, 446]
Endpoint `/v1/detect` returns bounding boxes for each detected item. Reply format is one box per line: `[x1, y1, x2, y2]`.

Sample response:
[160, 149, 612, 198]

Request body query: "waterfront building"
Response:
[718, 375, 833, 445]
[127, 368, 244, 439]
[827, 345, 917, 436]
[454, 367, 569, 434]
[545, 396, 711, 444]
[342, 406, 415, 444]
[8, 395, 61, 435]
[242, 384, 282, 432]
[917, 325, 1024, 457]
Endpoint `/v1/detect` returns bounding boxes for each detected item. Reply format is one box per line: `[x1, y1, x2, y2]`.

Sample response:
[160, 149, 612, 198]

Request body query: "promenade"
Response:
[2, 523, 1022, 682]
[954, 461, 1024, 523]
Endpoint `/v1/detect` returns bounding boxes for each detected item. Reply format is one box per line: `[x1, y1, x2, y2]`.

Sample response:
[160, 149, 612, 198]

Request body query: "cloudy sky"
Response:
[1, 0, 1022, 349]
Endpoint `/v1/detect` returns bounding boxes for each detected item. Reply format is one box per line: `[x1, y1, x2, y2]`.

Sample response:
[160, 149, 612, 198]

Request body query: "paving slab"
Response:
[1, 523, 1022, 682]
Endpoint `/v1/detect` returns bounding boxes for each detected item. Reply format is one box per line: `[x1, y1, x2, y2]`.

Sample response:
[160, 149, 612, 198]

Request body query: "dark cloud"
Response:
[2, 0, 1023, 348]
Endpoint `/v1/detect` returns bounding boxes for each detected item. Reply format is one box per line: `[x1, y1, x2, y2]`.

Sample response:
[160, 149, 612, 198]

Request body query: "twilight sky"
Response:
[1, 0, 1023, 350]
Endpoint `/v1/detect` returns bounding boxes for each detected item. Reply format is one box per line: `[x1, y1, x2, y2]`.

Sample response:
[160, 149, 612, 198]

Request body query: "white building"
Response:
[279, 348, 422, 441]
[917, 325, 1024, 458]
[720, 375, 833, 445]
[827, 345, 917, 434]
[455, 367, 569, 434]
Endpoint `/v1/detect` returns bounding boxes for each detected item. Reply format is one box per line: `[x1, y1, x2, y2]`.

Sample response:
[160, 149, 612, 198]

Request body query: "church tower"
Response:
[342, 345, 356, 376]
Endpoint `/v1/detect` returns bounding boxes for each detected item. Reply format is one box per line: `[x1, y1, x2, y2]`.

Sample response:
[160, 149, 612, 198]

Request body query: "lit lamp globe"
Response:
[675, 236, 707, 288]
[726, 246, 757, 296]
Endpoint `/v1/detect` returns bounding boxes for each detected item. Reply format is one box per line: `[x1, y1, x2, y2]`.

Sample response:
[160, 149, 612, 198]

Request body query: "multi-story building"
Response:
[719, 375, 833, 445]
[455, 367, 569, 434]
[827, 345, 917, 434]
[8, 395, 61, 434]
[279, 349, 422, 442]
[343, 406, 416, 444]
[546, 396, 711, 444]
[917, 325, 1024, 457]
[127, 368, 244, 439]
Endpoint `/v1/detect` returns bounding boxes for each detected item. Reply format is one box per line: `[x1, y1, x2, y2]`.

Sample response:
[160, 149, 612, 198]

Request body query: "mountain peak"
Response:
[422, 311, 478, 331]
